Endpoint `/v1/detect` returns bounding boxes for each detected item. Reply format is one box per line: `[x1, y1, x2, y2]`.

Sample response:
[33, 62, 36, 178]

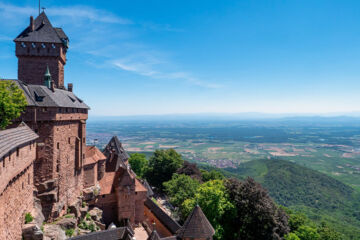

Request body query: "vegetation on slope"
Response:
[225, 159, 360, 239]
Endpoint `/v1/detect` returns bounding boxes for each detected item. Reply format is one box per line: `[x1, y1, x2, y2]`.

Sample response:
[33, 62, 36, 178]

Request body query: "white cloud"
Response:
[112, 56, 223, 89]
[0, 3, 132, 24]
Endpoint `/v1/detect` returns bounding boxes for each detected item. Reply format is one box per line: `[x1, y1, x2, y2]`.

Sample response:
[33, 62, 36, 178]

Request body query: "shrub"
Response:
[25, 212, 33, 224]
[65, 228, 74, 237]
[86, 212, 91, 221]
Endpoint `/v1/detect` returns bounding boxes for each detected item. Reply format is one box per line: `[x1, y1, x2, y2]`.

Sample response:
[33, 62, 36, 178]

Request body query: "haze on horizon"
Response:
[1, 0, 360, 116]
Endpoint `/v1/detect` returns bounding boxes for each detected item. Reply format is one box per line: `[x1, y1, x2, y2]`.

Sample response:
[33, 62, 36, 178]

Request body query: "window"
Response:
[58, 108, 62, 113]
[22, 182, 24, 189]
[83, 154, 85, 159]
[3, 157, 5, 168]
[16, 148, 19, 157]
[57, 142, 60, 149]
[28, 174, 30, 185]
[30, 143, 31, 150]
[83, 138, 85, 143]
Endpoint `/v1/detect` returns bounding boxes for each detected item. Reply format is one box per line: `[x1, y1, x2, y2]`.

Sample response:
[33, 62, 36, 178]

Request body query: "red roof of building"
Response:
[84, 146, 106, 165]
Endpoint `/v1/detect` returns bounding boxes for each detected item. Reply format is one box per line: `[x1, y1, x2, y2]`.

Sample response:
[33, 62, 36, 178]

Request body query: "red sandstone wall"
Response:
[16, 42, 66, 87]
[53, 121, 84, 210]
[144, 205, 173, 238]
[84, 164, 96, 188]
[0, 143, 35, 240]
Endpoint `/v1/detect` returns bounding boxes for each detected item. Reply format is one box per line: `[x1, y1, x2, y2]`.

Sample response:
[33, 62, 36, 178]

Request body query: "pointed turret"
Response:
[176, 205, 215, 240]
[14, 12, 69, 88]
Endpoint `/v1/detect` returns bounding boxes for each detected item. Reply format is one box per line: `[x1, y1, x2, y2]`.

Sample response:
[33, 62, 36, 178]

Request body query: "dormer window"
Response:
[21, 42, 26, 48]
[32, 43, 36, 48]
[41, 43, 46, 48]
[51, 44, 56, 49]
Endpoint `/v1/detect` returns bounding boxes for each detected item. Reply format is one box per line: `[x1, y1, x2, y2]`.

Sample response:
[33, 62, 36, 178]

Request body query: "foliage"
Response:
[285, 233, 301, 240]
[82, 201, 86, 208]
[85, 212, 91, 221]
[201, 169, 224, 182]
[181, 179, 235, 240]
[88, 223, 96, 232]
[25, 212, 33, 224]
[145, 149, 184, 189]
[0, 80, 27, 129]
[129, 153, 148, 178]
[163, 173, 200, 207]
[232, 159, 360, 239]
[65, 228, 74, 237]
[224, 177, 289, 240]
[176, 161, 202, 181]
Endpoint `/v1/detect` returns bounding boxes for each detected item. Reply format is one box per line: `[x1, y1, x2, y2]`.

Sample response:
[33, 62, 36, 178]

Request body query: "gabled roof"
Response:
[84, 146, 106, 165]
[0, 122, 38, 159]
[1, 79, 89, 109]
[69, 227, 133, 240]
[143, 179, 154, 197]
[14, 12, 68, 43]
[176, 205, 215, 239]
[103, 136, 129, 172]
[147, 230, 161, 240]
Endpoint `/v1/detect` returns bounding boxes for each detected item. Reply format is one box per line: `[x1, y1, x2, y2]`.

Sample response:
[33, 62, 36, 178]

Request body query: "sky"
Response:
[1, 0, 360, 117]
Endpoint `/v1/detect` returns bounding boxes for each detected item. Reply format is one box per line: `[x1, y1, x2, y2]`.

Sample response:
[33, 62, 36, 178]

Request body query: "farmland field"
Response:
[87, 117, 360, 190]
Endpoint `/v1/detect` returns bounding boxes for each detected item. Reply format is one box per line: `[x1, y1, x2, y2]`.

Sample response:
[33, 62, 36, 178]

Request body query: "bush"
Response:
[65, 228, 74, 237]
[86, 212, 91, 221]
[25, 212, 33, 224]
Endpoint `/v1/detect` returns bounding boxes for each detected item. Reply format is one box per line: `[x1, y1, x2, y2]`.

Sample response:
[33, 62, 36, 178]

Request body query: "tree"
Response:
[295, 225, 320, 240]
[0, 80, 27, 129]
[181, 179, 235, 240]
[129, 153, 148, 178]
[285, 233, 301, 240]
[145, 149, 184, 189]
[176, 161, 202, 181]
[163, 173, 200, 207]
[201, 169, 224, 182]
[224, 177, 290, 240]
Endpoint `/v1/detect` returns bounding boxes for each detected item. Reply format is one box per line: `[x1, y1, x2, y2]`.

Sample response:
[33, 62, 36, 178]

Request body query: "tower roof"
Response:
[176, 205, 215, 239]
[44, 65, 51, 77]
[103, 136, 130, 171]
[14, 12, 68, 44]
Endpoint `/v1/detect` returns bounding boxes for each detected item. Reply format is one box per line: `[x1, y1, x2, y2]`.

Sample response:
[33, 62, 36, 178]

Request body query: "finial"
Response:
[44, 65, 52, 89]
[42, 7, 46, 13]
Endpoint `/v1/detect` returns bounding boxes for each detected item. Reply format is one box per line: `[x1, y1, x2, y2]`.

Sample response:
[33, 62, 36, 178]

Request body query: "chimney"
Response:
[30, 16, 35, 31]
[50, 81, 55, 92]
[68, 83, 73, 92]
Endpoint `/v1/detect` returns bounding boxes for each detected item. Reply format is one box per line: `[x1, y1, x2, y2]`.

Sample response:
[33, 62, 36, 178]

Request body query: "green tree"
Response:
[181, 179, 235, 240]
[163, 173, 200, 207]
[285, 233, 301, 240]
[145, 149, 184, 189]
[295, 225, 320, 240]
[224, 177, 289, 240]
[0, 80, 27, 129]
[201, 169, 224, 182]
[129, 153, 148, 178]
[318, 223, 343, 240]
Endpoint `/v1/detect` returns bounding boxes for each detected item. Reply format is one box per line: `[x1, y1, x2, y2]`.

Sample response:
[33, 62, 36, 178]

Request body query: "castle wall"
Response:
[53, 120, 84, 213]
[144, 205, 173, 238]
[16, 42, 66, 87]
[0, 143, 35, 240]
[84, 163, 96, 188]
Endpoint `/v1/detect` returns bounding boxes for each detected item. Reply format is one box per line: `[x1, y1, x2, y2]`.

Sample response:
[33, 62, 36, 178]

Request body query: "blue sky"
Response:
[1, 0, 360, 116]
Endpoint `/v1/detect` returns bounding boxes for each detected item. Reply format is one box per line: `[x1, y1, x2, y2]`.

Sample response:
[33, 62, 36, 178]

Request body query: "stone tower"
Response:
[14, 12, 68, 88]
[12, 12, 89, 220]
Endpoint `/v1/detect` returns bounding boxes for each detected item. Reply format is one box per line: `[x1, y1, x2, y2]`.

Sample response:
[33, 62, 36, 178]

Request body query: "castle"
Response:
[0, 12, 214, 240]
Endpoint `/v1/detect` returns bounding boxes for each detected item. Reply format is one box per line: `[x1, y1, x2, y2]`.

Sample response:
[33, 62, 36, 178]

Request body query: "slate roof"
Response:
[1, 79, 89, 109]
[176, 205, 215, 239]
[143, 179, 154, 197]
[14, 12, 68, 43]
[103, 136, 129, 172]
[69, 227, 133, 240]
[148, 230, 161, 240]
[144, 197, 181, 234]
[0, 123, 38, 159]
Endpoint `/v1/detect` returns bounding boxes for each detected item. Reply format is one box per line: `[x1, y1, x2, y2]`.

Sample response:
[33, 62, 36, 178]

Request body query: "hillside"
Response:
[223, 159, 360, 239]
